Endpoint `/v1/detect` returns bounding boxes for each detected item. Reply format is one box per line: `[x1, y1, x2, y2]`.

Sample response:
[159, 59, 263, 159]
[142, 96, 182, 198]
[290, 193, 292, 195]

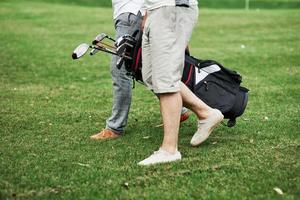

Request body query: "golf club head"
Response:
[115, 34, 135, 47]
[92, 33, 107, 45]
[72, 43, 90, 59]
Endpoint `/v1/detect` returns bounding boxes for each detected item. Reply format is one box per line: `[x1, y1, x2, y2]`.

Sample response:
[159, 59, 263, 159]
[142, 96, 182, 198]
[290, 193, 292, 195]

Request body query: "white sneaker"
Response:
[190, 109, 224, 146]
[138, 148, 182, 166]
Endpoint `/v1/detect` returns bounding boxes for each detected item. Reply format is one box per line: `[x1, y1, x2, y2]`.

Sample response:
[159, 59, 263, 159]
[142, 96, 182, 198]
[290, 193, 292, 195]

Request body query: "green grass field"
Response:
[0, 0, 299, 199]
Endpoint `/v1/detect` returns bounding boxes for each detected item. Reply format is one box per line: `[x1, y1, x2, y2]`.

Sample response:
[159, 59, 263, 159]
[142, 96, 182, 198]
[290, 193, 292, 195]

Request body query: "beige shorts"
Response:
[142, 5, 198, 94]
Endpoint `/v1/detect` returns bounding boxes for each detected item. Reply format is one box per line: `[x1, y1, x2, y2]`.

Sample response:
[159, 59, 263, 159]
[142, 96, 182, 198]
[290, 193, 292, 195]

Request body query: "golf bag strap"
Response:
[185, 54, 203, 69]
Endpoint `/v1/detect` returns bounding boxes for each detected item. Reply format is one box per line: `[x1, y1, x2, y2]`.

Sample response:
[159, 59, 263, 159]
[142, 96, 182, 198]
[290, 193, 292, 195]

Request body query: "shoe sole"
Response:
[90, 135, 120, 140]
[138, 157, 181, 166]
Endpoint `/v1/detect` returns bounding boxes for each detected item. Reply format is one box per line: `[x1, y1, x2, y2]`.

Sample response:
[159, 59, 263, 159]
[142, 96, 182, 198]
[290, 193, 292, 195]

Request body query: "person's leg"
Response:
[154, 92, 190, 125]
[138, 92, 183, 166]
[139, 7, 184, 165]
[179, 82, 224, 146]
[147, 71, 223, 150]
[139, 5, 222, 165]
[155, 6, 198, 153]
[106, 51, 132, 134]
[159, 92, 182, 154]
[174, 6, 223, 146]
[180, 82, 212, 119]
[91, 13, 142, 140]
[107, 13, 144, 134]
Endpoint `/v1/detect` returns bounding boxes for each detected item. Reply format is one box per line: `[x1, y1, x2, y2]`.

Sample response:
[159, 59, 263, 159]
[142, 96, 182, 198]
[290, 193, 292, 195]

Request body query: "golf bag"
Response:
[181, 55, 249, 127]
[124, 32, 249, 127]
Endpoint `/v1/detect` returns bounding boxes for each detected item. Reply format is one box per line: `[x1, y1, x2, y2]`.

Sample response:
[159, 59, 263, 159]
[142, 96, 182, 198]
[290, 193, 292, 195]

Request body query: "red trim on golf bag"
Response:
[134, 48, 142, 72]
[184, 64, 193, 85]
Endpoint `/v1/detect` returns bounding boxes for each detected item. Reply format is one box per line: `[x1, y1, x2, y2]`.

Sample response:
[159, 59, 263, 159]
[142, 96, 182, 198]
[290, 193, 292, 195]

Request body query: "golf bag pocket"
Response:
[194, 70, 238, 113]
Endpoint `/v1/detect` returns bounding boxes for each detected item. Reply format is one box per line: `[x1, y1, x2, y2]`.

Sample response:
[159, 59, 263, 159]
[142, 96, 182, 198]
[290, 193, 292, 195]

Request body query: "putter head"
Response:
[72, 43, 90, 59]
[92, 33, 107, 45]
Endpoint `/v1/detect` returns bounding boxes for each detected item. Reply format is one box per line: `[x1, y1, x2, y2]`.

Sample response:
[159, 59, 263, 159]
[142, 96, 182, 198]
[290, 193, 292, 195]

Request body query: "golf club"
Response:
[72, 43, 90, 59]
[72, 33, 135, 61]
[93, 33, 115, 45]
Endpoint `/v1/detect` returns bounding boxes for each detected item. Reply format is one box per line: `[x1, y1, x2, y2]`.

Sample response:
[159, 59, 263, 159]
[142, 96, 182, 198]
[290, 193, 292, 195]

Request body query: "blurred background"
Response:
[23, 0, 300, 9]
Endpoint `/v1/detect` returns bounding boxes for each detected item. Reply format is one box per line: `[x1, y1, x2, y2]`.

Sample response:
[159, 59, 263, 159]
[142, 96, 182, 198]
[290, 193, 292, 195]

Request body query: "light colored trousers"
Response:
[106, 12, 142, 134]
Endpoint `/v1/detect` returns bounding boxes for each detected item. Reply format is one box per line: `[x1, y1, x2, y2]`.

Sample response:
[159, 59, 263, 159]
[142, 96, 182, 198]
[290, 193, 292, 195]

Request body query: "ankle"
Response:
[197, 108, 213, 120]
[160, 146, 177, 154]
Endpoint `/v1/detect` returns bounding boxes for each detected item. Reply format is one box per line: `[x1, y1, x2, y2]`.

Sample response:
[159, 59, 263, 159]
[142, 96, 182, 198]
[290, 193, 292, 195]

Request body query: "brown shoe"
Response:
[90, 129, 120, 140]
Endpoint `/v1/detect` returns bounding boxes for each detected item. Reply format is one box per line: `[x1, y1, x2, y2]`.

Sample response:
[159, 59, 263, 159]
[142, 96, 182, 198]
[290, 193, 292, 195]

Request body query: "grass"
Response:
[0, 0, 299, 200]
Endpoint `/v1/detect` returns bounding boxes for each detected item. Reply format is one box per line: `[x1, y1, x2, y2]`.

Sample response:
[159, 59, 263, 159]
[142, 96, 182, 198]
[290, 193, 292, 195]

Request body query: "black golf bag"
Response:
[181, 55, 249, 127]
[115, 19, 249, 127]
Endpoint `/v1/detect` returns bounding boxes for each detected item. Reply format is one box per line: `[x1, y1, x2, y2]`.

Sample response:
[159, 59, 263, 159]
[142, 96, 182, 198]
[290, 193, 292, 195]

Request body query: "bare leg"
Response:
[138, 92, 183, 165]
[179, 82, 224, 146]
[179, 82, 214, 119]
[159, 92, 182, 154]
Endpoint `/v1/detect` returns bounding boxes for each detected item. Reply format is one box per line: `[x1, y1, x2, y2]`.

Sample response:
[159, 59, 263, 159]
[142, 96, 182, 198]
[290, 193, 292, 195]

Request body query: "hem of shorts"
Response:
[153, 87, 180, 94]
